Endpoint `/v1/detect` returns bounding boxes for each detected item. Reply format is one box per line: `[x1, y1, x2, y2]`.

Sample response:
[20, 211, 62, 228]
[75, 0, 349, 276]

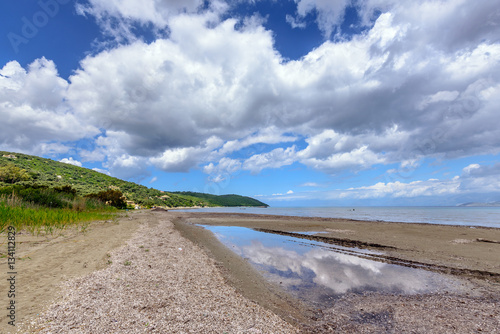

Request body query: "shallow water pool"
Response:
[200, 225, 463, 307]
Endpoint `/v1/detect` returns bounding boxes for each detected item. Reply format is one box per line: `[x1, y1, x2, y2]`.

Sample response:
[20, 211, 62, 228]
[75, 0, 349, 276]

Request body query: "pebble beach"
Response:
[2, 210, 499, 333]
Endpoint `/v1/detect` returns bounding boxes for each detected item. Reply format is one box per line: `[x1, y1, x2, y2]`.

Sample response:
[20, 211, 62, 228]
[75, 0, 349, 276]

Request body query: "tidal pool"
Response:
[201, 225, 462, 307]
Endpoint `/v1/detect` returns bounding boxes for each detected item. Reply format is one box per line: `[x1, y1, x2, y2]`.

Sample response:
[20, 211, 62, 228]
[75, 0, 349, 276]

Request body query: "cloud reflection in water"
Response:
[243, 240, 435, 294]
[205, 225, 458, 304]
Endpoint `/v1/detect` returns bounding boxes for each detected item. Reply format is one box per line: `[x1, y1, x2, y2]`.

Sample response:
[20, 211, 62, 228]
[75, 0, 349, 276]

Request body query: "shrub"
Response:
[18, 187, 68, 208]
[0, 185, 83, 209]
[0, 164, 31, 183]
[86, 189, 127, 209]
[54, 185, 77, 196]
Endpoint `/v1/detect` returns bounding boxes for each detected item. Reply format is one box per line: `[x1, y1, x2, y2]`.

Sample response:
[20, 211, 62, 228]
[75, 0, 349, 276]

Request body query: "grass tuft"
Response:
[0, 194, 116, 234]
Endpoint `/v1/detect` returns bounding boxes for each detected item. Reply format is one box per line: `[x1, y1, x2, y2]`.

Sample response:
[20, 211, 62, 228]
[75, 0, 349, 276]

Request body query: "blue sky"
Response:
[1, 0, 500, 207]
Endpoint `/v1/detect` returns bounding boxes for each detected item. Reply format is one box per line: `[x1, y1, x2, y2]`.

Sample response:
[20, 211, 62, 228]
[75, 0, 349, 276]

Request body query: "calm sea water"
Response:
[178, 206, 500, 228]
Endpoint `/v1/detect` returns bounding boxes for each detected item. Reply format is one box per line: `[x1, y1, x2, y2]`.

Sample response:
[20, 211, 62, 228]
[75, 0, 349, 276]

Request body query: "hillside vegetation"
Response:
[0, 151, 268, 209]
[174, 192, 268, 207]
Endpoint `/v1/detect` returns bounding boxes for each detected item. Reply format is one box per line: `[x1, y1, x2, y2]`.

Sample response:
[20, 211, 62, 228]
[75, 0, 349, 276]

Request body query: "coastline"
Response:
[7, 211, 298, 333]
[177, 206, 500, 228]
[179, 211, 500, 277]
[171, 215, 314, 327]
[2, 210, 499, 332]
[176, 211, 500, 332]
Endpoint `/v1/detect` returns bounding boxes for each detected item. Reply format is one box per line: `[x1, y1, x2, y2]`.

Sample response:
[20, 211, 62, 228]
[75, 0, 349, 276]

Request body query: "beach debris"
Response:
[451, 239, 474, 244]
[151, 207, 168, 212]
[326, 228, 355, 235]
[476, 238, 500, 244]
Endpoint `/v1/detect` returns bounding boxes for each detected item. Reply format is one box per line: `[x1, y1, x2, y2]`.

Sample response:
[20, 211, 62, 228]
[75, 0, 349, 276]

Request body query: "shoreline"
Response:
[2, 210, 499, 332]
[178, 212, 500, 277]
[175, 211, 500, 332]
[6, 211, 299, 333]
[171, 215, 314, 327]
[173, 206, 500, 229]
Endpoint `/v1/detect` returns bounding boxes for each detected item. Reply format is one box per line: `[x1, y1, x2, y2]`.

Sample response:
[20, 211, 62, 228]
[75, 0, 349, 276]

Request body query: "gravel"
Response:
[303, 292, 500, 333]
[19, 214, 298, 333]
[15, 211, 500, 333]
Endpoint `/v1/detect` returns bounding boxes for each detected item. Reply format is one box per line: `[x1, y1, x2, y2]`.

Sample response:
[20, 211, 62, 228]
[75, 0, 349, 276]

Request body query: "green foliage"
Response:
[18, 186, 68, 208]
[86, 189, 127, 209]
[0, 197, 114, 234]
[54, 185, 77, 196]
[0, 151, 269, 208]
[0, 184, 111, 212]
[172, 192, 268, 207]
[0, 164, 31, 183]
[0, 185, 75, 209]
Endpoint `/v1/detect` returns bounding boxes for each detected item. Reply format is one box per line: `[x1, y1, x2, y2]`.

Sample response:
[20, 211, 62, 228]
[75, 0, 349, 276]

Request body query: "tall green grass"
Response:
[0, 195, 116, 234]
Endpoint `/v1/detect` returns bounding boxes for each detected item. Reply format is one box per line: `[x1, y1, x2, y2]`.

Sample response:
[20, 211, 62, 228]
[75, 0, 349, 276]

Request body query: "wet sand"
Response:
[178, 212, 500, 278]
[175, 211, 500, 332]
[1, 210, 499, 333]
[1, 211, 298, 333]
[171, 215, 314, 326]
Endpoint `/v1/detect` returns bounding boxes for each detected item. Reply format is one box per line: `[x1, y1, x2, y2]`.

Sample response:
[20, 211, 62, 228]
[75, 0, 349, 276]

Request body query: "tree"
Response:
[0, 164, 31, 183]
[86, 189, 127, 209]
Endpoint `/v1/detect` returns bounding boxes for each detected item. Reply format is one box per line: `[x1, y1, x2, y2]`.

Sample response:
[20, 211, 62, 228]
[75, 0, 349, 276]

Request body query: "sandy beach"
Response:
[1, 211, 298, 333]
[1, 210, 499, 333]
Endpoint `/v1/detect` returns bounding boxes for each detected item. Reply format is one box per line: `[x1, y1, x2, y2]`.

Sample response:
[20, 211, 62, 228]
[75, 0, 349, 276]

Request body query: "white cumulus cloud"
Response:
[0, 59, 99, 155]
[2, 0, 500, 185]
[60, 157, 82, 167]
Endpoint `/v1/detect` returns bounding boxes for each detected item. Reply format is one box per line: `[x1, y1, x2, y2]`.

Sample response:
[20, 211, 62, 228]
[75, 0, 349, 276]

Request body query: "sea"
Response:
[177, 206, 500, 228]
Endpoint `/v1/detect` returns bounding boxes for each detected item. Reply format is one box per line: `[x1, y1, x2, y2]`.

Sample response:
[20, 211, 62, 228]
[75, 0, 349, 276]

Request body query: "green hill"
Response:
[0, 151, 268, 208]
[173, 192, 268, 207]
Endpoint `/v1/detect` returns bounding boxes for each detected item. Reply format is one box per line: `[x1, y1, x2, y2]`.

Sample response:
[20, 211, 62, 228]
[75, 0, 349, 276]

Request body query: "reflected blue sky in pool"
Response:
[201, 225, 462, 306]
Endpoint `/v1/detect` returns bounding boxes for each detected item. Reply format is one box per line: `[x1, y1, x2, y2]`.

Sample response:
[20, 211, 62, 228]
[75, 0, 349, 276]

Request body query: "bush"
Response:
[18, 187, 68, 208]
[54, 185, 77, 196]
[0, 185, 82, 209]
[0, 165, 31, 183]
[86, 189, 127, 209]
